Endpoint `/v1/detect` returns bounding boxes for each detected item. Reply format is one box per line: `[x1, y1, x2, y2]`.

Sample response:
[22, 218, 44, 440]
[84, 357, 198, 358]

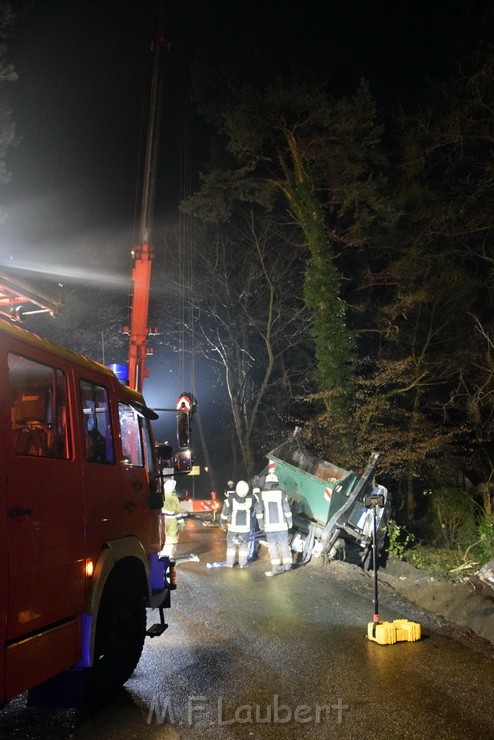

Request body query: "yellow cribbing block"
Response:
[368, 621, 397, 644]
[367, 619, 421, 644]
[394, 619, 421, 642]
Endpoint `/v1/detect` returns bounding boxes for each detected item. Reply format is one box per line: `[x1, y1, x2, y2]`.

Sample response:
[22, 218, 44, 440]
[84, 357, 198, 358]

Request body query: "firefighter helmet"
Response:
[236, 480, 249, 496]
[164, 478, 177, 493]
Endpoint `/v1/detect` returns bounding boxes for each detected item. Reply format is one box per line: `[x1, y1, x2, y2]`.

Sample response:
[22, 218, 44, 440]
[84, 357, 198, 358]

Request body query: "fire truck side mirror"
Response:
[156, 442, 173, 465]
[177, 409, 190, 449]
[175, 393, 197, 449]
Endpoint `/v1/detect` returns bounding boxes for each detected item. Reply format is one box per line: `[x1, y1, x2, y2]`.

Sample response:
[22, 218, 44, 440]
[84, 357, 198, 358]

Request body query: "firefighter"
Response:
[220, 480, 256, 567]
[158, 478, 185, 560]
[224, 479, 235, 498]
[256, 472, 293, 576]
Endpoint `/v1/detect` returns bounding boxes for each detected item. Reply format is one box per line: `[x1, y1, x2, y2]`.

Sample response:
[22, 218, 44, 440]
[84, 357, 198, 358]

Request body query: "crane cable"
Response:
[178, 87, 195, 396]
[176, 53, 217, 493]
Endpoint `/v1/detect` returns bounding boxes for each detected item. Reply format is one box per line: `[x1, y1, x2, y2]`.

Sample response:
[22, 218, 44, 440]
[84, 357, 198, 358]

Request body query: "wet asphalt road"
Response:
[1, 518, 494, 739]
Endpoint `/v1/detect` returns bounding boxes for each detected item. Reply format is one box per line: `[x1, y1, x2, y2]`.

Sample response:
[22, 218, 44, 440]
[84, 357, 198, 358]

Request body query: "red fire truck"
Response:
[0, 12, 178, 707]
[0, 318, 174, 706]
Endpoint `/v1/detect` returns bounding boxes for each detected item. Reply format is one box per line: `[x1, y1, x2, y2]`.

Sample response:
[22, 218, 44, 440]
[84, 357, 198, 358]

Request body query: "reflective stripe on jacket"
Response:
[221, 492, 256, 533]
[256, 485, 292, 532]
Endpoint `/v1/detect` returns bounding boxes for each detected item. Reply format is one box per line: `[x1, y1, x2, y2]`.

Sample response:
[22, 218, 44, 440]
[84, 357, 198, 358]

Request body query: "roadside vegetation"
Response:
[174, 1, 494, 572]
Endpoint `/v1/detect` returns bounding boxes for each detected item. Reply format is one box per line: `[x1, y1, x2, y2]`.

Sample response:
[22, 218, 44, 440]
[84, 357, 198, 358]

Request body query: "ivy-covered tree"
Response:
[185, 75, 396, 461]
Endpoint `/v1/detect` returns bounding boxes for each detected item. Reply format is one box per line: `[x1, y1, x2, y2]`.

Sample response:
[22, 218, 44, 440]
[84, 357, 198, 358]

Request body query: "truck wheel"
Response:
[89, 571, 146, 696]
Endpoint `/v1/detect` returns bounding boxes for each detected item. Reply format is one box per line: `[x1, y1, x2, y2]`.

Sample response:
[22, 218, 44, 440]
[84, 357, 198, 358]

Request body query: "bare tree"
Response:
[189, 212, 313, 475]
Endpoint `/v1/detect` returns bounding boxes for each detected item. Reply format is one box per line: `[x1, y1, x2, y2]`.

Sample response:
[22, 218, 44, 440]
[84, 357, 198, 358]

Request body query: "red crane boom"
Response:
[127, 32, 166, 393]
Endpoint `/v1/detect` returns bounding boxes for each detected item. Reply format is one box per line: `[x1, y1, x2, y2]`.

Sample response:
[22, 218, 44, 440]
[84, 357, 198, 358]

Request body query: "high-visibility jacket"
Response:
[221, 492, 256, 533]
[162, 491, 185, 545]
[256, 483, 292, 533]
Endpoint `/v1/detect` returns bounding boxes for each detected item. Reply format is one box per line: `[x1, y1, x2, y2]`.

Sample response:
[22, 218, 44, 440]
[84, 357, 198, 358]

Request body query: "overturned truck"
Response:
[256, 435, 391, 568]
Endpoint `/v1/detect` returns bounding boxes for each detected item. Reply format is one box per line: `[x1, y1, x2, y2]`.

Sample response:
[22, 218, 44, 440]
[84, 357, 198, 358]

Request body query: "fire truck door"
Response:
[5, 355, 85, 640]
[118, 401, 160, 549]
[78, 377, 125, 547]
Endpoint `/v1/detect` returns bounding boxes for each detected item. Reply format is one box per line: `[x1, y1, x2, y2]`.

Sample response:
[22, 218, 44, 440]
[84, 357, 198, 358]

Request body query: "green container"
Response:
[267, 440, 358, 527]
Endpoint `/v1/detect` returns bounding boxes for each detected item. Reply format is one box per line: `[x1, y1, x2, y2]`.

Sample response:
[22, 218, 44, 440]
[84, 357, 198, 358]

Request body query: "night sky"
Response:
[2, 1, 152, 272]
[1, 0, 457, 269]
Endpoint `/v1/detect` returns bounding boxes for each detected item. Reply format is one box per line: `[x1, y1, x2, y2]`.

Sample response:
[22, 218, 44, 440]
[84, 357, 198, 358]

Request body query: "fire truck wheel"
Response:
[89, 570, 146, 696]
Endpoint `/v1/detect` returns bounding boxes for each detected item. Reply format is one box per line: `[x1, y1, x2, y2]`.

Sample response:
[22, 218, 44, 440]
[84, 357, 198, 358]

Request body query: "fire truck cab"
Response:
[0, 319, 172, 706]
